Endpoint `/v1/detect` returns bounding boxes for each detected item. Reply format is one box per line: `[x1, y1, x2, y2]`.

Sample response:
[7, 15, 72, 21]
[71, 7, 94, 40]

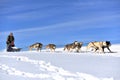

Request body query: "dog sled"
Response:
[7, 45, 21, 52]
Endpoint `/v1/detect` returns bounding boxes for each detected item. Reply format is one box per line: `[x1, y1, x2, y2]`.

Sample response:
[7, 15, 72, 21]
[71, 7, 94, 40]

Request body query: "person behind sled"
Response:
[6, 32, 15, 52]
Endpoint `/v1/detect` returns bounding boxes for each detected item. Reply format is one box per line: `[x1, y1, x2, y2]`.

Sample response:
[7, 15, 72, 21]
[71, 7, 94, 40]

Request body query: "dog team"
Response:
[6, 32, 112, 53]
[29, 41, 112, 53]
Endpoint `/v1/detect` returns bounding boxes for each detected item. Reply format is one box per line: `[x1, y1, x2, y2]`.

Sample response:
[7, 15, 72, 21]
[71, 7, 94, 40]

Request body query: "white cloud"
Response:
[1, 13, 120, 35]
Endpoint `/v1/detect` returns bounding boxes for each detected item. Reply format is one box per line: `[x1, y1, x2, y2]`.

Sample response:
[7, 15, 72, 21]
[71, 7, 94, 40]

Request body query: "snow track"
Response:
[0, 55, 113, 80]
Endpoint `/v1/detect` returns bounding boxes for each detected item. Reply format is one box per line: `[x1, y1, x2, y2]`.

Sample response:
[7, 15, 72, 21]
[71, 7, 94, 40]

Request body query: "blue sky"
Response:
[0, 0, 120, 50]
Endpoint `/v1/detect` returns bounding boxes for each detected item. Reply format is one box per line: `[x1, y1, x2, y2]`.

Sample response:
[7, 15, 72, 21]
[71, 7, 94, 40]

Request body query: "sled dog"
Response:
[86, 41, 112, 53]
[29, 42, 43, 51]
[76, 42, 83, 52]
[64, 41, 83, 52]
[46, 44, 56, 52]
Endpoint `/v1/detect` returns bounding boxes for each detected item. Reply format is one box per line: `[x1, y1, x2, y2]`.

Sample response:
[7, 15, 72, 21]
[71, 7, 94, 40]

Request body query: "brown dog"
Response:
[64, 41, 83, 52]
[46, 44, 56, 52]
[29, 42, 43, 51]
[75, 42, 83, 52]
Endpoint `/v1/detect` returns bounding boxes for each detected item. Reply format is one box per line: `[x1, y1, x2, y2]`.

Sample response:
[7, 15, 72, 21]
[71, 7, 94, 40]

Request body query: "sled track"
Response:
[0, 55, 113, 80]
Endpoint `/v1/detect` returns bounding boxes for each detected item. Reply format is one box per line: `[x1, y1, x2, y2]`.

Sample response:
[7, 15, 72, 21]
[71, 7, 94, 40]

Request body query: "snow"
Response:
[0, 44, 120, 80]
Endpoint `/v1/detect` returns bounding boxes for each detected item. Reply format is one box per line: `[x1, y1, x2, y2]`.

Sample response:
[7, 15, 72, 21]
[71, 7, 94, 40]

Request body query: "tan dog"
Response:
[29, 42, 43, 51]
[64, 41, 83, 52]
[86, 41, 98, 52]
[46, 44, 56, 52]
[86, 41, 112, 53]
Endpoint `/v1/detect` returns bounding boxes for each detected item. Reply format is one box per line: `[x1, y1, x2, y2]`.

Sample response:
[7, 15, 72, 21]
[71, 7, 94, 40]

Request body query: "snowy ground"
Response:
[0, 44, 120, 80]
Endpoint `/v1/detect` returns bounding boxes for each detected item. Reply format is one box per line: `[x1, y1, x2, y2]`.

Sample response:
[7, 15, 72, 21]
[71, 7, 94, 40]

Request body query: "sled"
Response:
[12, 47, 22, 52]
[7, 45, 21, 52]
